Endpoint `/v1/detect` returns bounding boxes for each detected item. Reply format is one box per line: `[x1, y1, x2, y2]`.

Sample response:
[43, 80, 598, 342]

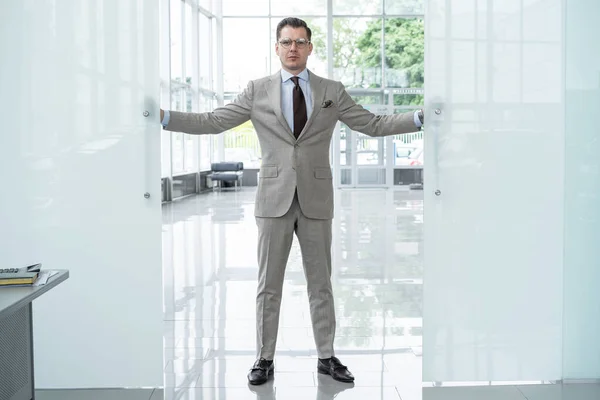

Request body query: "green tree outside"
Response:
[359, 18, 424, 105]
[310, 18, 424, 105]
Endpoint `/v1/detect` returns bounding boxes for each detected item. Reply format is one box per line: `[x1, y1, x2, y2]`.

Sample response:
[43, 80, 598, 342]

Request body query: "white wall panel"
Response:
[0, 0, 162, 388]
[423, 0, 564, 382]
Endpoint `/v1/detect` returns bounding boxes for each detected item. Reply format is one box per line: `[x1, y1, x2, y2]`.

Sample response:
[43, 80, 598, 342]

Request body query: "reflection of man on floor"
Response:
[248, 372, 354, 399]
[160, 17, 423, 385]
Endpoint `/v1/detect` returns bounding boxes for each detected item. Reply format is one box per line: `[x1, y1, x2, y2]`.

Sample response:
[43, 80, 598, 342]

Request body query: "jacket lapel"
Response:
[298, 71, 326, 140]
[266, 72, 295, 139]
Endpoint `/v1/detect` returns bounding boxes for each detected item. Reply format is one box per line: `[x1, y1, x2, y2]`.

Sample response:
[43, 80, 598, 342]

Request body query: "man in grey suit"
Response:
[160, 17, 423, 385]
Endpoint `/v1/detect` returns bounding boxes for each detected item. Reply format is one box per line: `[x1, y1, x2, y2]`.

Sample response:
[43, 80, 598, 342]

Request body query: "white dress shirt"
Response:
[280, 68, 312, 132]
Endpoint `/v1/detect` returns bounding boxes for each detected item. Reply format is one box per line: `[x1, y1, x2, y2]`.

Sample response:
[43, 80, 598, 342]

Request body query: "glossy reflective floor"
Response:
[35, 187, 600, 399]
[160, 187, 424, 400]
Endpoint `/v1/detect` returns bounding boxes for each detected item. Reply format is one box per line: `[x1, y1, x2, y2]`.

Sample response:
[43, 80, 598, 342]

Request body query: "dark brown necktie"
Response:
[291, 76, 307, 139]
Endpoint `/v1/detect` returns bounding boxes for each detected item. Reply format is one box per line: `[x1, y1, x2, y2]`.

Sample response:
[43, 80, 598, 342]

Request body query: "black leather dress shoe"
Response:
[317, 356, 355, 383]
[247, 358, 274, 385]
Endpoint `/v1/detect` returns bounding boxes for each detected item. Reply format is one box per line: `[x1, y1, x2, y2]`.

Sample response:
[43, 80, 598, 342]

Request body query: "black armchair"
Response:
[209, 162, 244, 191]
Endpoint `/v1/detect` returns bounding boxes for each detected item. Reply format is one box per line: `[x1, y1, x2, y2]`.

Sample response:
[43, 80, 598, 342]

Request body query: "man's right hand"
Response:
[160, 109, 164, 122]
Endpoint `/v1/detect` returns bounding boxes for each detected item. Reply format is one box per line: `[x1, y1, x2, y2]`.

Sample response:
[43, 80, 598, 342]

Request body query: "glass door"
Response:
[422, 0, 565, 383]
[0, 0, 163, 388]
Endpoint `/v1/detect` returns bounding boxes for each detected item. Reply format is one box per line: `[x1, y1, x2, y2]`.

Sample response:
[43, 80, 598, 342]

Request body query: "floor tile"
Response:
[423, 386, 526, 400]
[383, 353, 422, 376]
[165, 371, 314, 388]
[149, 389, 163, 400]
[275, 355, 389, 372]
[35, 389, 154, 400]
[395, 384, 423, 400]
[160, 387, 275, 400]
[276, 386, 402, 399]
[321, 371, 409, 387]
[165, 357, 255, 374]
[164, 372, 202, 388]
[164, 346, 210, 361]
[177, 336, 257, 349]
[517, 383, 600, 400]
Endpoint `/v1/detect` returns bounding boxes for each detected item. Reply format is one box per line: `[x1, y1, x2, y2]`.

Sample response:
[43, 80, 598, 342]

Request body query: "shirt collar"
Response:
[281, 68, 309, 83]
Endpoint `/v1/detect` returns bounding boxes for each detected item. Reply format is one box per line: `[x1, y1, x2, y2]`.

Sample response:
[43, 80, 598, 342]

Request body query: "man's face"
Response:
[275, 26, 313, 74]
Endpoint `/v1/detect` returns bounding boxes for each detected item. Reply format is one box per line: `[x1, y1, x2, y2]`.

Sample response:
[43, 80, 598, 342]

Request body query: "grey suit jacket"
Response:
[165, 70, 419, 220]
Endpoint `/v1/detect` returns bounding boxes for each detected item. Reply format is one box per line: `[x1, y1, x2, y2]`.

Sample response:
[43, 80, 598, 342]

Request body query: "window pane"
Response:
[199, 14, 211, 89]
[384, 18, 424, 89]
[392, 91, 424, 107]
[333, 18, 382, 88]
[198, 0, 212, 12]
[183, 88, 197, 172]
[357, 168, 386, 185]
[341, 169, 352, 185]
[184, 87, 192, 112]
[350, 93, 385, 105]
[171, 88, 185, 173]
[212, 18, 218, 88]
[161, 134, 171, 177]
[271, 17, 327, 77]
[223, 18, 270, 92]
[339, 125, 350, 166]
[393, 107, 423, 167]
[170, 0, 183, 82]
[356, 133, 385, 166]
[200, 95, 213, 171]
[332, 0, 382, 15]
[172, 133, 184, 173]
[212, 134, 218, 163]
[271, 0, 327, 16]
[357, 105, 387, 168]
[223, 0, 268, 16]
[185, 2, 193, 85]
[184, 135, 196, 171]
[393, 136, 423, 167]
[200, 135, 212, 171]
[386, 0, 424, 15]
[223, 121, 261, 168]
[171, 88, 183, 111]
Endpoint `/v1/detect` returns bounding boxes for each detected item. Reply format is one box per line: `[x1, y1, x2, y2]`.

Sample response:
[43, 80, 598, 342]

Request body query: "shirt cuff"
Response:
[413, 110, 422, 128]
[162, 110, 170, 128]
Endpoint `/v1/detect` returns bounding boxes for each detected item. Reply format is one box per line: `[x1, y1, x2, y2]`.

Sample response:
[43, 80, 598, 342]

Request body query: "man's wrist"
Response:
[161, 110, 170, 128]
[413, 109, 424, 128]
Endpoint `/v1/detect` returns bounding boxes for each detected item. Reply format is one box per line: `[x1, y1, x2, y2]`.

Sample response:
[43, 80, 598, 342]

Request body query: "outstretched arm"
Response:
[161, 81, 254, 135]
[337, 82, 423, 136]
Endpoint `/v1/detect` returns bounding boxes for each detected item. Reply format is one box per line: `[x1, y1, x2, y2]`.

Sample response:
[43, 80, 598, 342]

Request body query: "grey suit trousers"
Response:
[255, 193, 335, 360]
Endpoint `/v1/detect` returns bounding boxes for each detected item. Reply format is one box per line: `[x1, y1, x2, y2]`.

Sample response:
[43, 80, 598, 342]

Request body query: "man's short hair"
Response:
[276, 17, 312, 42]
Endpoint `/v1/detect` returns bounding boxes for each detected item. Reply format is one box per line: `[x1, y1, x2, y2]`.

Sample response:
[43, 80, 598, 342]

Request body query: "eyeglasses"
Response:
[278, 38, 311, 49]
